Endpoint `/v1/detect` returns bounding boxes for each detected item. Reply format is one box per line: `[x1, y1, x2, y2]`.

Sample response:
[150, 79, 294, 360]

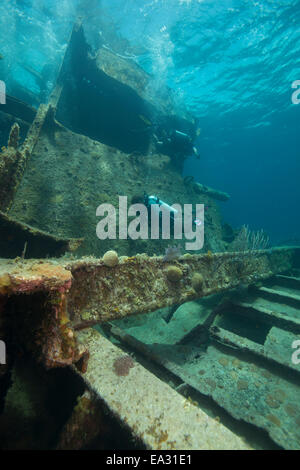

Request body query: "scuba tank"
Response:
[144, 193, 201, 227]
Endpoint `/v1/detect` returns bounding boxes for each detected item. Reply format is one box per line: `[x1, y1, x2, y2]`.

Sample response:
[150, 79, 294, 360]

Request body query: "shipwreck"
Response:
[0, 21, 299, 450]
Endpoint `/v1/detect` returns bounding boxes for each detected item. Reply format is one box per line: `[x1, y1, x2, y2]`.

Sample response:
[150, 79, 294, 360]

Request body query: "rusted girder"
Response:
[0, 259, 88, 370]
[210, 325, 300, 374]
[193, 182, 230, 201]
[0, 104, 53, 213]
[0, 247, 297, 370]
[73, 328, 251, 450]
[66, 248, 295, 328]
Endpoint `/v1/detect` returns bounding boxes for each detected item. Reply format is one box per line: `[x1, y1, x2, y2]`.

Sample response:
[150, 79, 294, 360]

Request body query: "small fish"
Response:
[163, 244, 182, 262]
[196, 127, 201, 136]
[0, 54, 3, 60]
[139, 114, 152, 127]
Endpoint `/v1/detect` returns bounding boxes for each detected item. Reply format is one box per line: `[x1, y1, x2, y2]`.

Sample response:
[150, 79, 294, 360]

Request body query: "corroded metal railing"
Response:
[0, 246, 298, 370]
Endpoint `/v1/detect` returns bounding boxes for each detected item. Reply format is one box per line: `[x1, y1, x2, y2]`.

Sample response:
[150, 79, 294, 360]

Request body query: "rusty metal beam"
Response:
[0, 259, 89, 370]
[74, 328, 252, 450]
[66, 247, 296, 328]
[107, 322, 300, 450]
[0, 248, 292, 301]
[210, 325, 300, 374]
[230, 300, 300, 333]
[0, 247, 297, 370]
[193, 182, 230, 201]
[0, 104, 53, 213]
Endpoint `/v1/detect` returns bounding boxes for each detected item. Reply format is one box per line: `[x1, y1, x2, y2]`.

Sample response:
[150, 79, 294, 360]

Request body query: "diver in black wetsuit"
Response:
[154, 129, 199, 159]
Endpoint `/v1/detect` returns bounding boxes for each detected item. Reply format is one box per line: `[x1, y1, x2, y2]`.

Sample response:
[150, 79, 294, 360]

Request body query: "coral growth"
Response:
[0, 273, 11, 295]
[191, 272, 204, 292]
[230, 225, 270, 251]
[165, 265, 183, 282]
[103, 250, 119, 267]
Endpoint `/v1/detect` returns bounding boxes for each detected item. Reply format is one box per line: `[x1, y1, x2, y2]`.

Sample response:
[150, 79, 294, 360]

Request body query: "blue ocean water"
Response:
[0, 0, 299, 244]
[100, 0, 300, 245]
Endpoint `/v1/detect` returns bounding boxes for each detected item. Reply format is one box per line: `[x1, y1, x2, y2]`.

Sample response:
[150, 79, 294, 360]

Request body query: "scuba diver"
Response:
[154, 128, 199, 160]
[135, 112, 200, 164]
[131, 193, 202, 237]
